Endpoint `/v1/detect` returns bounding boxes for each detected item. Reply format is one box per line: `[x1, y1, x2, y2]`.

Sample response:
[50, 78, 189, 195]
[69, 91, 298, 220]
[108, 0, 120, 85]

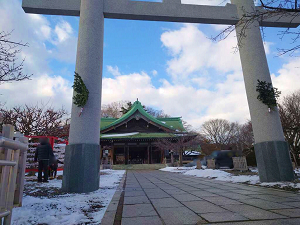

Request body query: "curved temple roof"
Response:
[100, 100, 185, 133]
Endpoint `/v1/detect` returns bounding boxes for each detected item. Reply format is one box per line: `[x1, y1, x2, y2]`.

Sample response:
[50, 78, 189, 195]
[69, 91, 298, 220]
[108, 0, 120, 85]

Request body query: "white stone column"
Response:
[62, 0, 104, 193]
[69, 0, 104, 145]
[231, 0, 294, 182]
[232, 0, 284, 143]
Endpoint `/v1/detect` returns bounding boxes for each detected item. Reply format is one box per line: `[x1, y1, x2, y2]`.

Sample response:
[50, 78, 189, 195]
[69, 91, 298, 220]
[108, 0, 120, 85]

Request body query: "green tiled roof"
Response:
[100, 118, 118, 130]
[100, 100, 185, 132]
[157, 117, 185, 132]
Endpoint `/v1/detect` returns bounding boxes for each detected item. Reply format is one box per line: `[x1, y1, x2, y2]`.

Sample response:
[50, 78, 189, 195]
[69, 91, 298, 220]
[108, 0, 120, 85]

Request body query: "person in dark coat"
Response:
[34, 138, 54, 182]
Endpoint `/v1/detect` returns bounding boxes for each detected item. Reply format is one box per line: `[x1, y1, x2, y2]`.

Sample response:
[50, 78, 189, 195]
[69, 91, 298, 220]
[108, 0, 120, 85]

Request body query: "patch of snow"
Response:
[249, 167, 258, 173]
[184, 151, 201, 156]
[12, 169, 125, 225]
[160, 167, 300, 190]
[102, 132, 139, 137]
[160, 166, 196, 173]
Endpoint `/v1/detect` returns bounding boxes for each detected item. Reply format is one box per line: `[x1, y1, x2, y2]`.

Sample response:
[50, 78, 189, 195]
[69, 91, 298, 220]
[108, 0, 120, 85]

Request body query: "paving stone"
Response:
[165, 189, 187, 195]
[223, 204, 287, 220]
[201, 196, 242, 205]
[121, 216, 163, 225]
[232, 190, 261, 195]
[285, 195, 300, 201]
[123, 170, 300, 224]
[189, 184, 211, 189]
[124, 191, 146, 197]
[271, 208, 300, 217]
[125, 187, 143, 191]
[146, 191, 171, 199]
[172, 193, 203, 202]
[238, 198, 294, 210]
[125, 185, 141, 188]
[211, 218, 300, 225]
[178, 186, 200, 192]
[205, 188, 228, 193]
[124, 196, 150, 204]
[190, 190, 218, 197]
[247, 194, 293, 203]
[183, 200, 228, 214]
[200, 212, 248, 222]
[156, 206, 204, 225]
[122, 204, 157, 218]
[281, 201, 300, 208]
[150, 197, 183, 208]
[144, 188, 164, 193]
[268, 192, 300, 198]
[215, 186, 239, 190]
[155, 184, 178, 190]
[217, 192, 253, 200]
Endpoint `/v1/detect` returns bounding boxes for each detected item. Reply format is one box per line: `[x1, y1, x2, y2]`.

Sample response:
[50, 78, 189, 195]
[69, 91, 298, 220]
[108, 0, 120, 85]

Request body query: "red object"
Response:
[25, 135, 68, 149]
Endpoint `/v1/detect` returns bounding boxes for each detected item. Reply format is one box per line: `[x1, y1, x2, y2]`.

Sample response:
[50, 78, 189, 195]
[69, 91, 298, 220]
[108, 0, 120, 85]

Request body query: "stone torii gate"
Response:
[22, 0, 300, 193]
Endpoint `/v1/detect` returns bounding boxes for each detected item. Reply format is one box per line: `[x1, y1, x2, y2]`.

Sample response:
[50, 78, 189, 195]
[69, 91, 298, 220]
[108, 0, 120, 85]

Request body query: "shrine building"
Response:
[100, 100, 192, 165]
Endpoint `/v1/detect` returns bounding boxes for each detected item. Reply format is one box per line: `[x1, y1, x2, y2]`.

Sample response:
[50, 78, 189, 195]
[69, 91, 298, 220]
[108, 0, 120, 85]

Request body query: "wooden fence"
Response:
[0, 125, 28, 225]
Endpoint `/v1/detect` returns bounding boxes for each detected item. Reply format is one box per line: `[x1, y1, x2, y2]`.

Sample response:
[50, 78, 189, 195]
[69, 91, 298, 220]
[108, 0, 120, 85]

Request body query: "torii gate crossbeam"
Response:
[23, 0, 300, 27]
[22, 0, 299, 193]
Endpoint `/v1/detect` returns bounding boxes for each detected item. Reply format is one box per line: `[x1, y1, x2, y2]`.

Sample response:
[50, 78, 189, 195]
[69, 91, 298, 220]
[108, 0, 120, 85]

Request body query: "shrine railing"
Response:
[0, 125, 28, 225]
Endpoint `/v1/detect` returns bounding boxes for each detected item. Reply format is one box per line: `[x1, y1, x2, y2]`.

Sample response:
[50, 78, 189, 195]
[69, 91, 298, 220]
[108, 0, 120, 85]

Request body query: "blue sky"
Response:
[1, 0, 300, 129]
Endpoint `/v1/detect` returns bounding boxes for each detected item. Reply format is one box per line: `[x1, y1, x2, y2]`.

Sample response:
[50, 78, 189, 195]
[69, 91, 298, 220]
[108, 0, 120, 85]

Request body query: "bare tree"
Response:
[101, 100, 129, 118]
[201, 119, 240, 150]
[145, 107, 170, 118]
[278, 90, 300, 166]
[236, 121, 255, 156]
[0, 104, 69, 137]
[213, 0, 300, 56]
[101, 100, 171, 118]
[154, 134, 199, 166]
[0, 31, 31, 83]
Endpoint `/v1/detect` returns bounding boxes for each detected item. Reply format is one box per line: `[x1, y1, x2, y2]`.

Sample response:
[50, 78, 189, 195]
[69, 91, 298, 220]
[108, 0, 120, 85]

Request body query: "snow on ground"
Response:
[160, 167, 300, 191]
[12, 170, 125, 225]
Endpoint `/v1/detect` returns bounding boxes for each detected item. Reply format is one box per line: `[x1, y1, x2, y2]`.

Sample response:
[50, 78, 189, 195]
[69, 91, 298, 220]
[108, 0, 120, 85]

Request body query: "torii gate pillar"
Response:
[232, 0, 294, 182]
[62, 0, 104, 193]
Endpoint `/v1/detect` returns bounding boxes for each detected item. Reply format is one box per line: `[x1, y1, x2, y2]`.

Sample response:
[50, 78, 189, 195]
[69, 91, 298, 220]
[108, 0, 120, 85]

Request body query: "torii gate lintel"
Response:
[23, 0, 300, 27]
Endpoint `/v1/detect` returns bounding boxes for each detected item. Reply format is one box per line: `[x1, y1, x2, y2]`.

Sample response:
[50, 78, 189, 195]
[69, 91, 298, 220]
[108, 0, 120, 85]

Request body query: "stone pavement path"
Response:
[120, 170, 300, 225]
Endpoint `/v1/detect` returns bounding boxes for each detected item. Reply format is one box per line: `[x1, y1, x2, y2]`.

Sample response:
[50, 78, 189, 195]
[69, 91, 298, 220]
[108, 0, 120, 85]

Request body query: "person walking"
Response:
[34, 138, 54, 182]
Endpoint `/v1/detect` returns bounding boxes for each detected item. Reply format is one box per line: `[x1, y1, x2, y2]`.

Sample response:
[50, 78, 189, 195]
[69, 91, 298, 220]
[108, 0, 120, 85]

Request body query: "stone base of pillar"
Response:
[254, 141, 294, 182]
[62, 144, 100, 193]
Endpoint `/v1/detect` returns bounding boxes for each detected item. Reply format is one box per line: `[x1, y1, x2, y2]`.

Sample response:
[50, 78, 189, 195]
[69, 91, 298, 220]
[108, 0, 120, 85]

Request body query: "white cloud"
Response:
[0, 75, 73, 109]
[152, 70, 158, 76]
[0, 0, 77, 111]
[161, 24, 242, 83]
[263, 41, 273, 55]
[101, 69, 250, 129]
[54, 21, 73, 44]
[107, 66, 122, 76]
[272, 58, 300, 97]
